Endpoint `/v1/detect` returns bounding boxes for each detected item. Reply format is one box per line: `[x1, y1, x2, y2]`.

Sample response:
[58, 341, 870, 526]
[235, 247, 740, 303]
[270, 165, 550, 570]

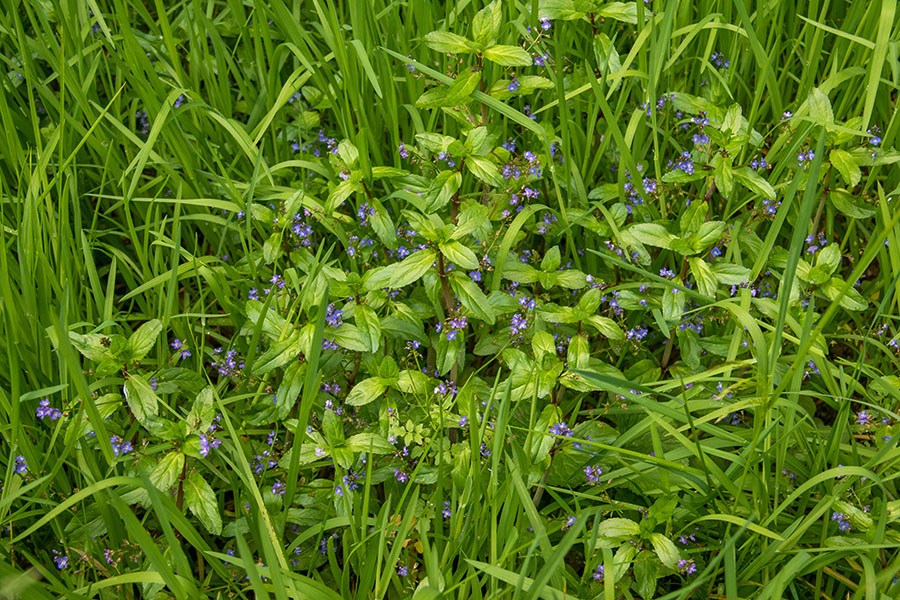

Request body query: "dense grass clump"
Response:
[1, 0, 899, 598]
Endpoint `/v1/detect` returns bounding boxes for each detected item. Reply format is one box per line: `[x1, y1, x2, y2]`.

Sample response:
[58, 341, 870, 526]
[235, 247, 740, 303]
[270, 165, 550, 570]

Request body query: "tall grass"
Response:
[0, 0, 898, 598]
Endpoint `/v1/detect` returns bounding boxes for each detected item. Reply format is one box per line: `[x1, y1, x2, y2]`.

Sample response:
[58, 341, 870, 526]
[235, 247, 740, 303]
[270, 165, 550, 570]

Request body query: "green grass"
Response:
[1, 0, 899, 598]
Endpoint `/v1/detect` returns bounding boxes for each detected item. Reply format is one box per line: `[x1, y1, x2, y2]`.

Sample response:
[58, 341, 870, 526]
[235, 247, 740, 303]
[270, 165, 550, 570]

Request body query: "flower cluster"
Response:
[35, 399, 62, 421]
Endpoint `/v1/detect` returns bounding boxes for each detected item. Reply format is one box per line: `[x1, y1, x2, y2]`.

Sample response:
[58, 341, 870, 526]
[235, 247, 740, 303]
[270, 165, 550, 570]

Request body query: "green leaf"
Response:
[554, 270, 587, 289]
[472, 0, 502, 47]
[440, 241, 480, 269]
[596, 1, 639, 23]
[662, 286, 686, 321]
[251, 335, 301, 374]
[830, 189, 875, 218]
[816, 243, 841, 275]
[634, 552, 658, 599]
[541, 246, 561, 271]
[576, 288, 603, 314]
[711, 262, 751, 285]
[466, 156, 503, 186]
[586, 316, 624, 340]
[346, 433, 396, 454]
[184, 472, 222, 535]
[679, 201, 707, 236]
[650, 533, 681, 569]
[597, 518, 640, 538]
[734, 167, 776, 200]
[483, 45, 533, 66]
[425, 170, 462, 212]
[689, 258, 718, 299]
[691, 221, 727, 253]
[628, 223, 674, 248]
[594, 33, 622, 76]
[416, 70, 482, 109]
[415, 133, 458, 154]
[450, 273, 496, 324]
[829, 149, 861, 187]
[464, 126, 493, 157]
[332, 323, 368, 352]
[68, 331, 112, 362]
[395, 370, 430, 395]
[322, 409, 345, 446]
[128, 319, 162, 361]
[378, 356, 400, 381]
[531, 331, 556, 362]
[149, 451, 184, 491]
[186, 386, 215, 434]
[538, 304, 580, 323]
[124, 375, 160, 427]
[423, 31, 476, 54]
[354, 304, 382, 353]
[808, 87, 834, 124]
[346, 377, 388, 406]
[822, 277, 867, 311]
[567, 335, 589, 369]
[389, 249, 437, 289]
[715, 156, 734, 198]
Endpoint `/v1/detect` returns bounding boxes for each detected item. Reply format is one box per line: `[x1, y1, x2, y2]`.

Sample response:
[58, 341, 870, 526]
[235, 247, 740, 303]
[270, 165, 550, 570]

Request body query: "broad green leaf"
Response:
[415, 133, 458, 154]
[679, 201, 707, 236]
[251, 334, 301, 374]
[450, 273, 496, 324]
[124, 375, 160, 427]
[691, 221, 727, 252]
[816, 243, 841, 275]
[596, 1, 639, 23]
[634, 552, 658, 599]
[68, 331, 112, 362]
[322, 409, 345, 446]
[354, 304, 382, 353]
[689, 257, 718, 298]
[466, 156, 503, 186]
[149, 451, 184, 491]
[440, 241, 480, 269]
[346, 377, 388, 406]
[425, 170, 462, 212]
[822, 277, 867, 311]
[332, 323, 369, 352]
[554, 270, 587, 289]
[808, 87, 834, 124]
[628, 223, 674, 248]
[577, 288, 603, 314]
[472, 0, 501, 47]
[483, 45, 533, 66]
[711, 262, 751, 285]
[567, 335, 589, 369]
[395, 370, 430, 395]
[423, 31, 476, 54]
[186, 386, 215, 434]
[829, 149, 861, 187]
[597, 518, 640, 538]
[586, 315, 624, 340]
[416, 70, 481, 109]
[734, 167, 776, 200]
[464, 126, 493, 157]
[184, 472, 222, 535]
[541, 246, 561, 271]
[346, 433, 396, 454]
[389, 249, 437, 289]
[830, 189, 875, 218]
[662, 286, 686, 321]
[650, 533, 680, 569]
[128, 319, 162, 361]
